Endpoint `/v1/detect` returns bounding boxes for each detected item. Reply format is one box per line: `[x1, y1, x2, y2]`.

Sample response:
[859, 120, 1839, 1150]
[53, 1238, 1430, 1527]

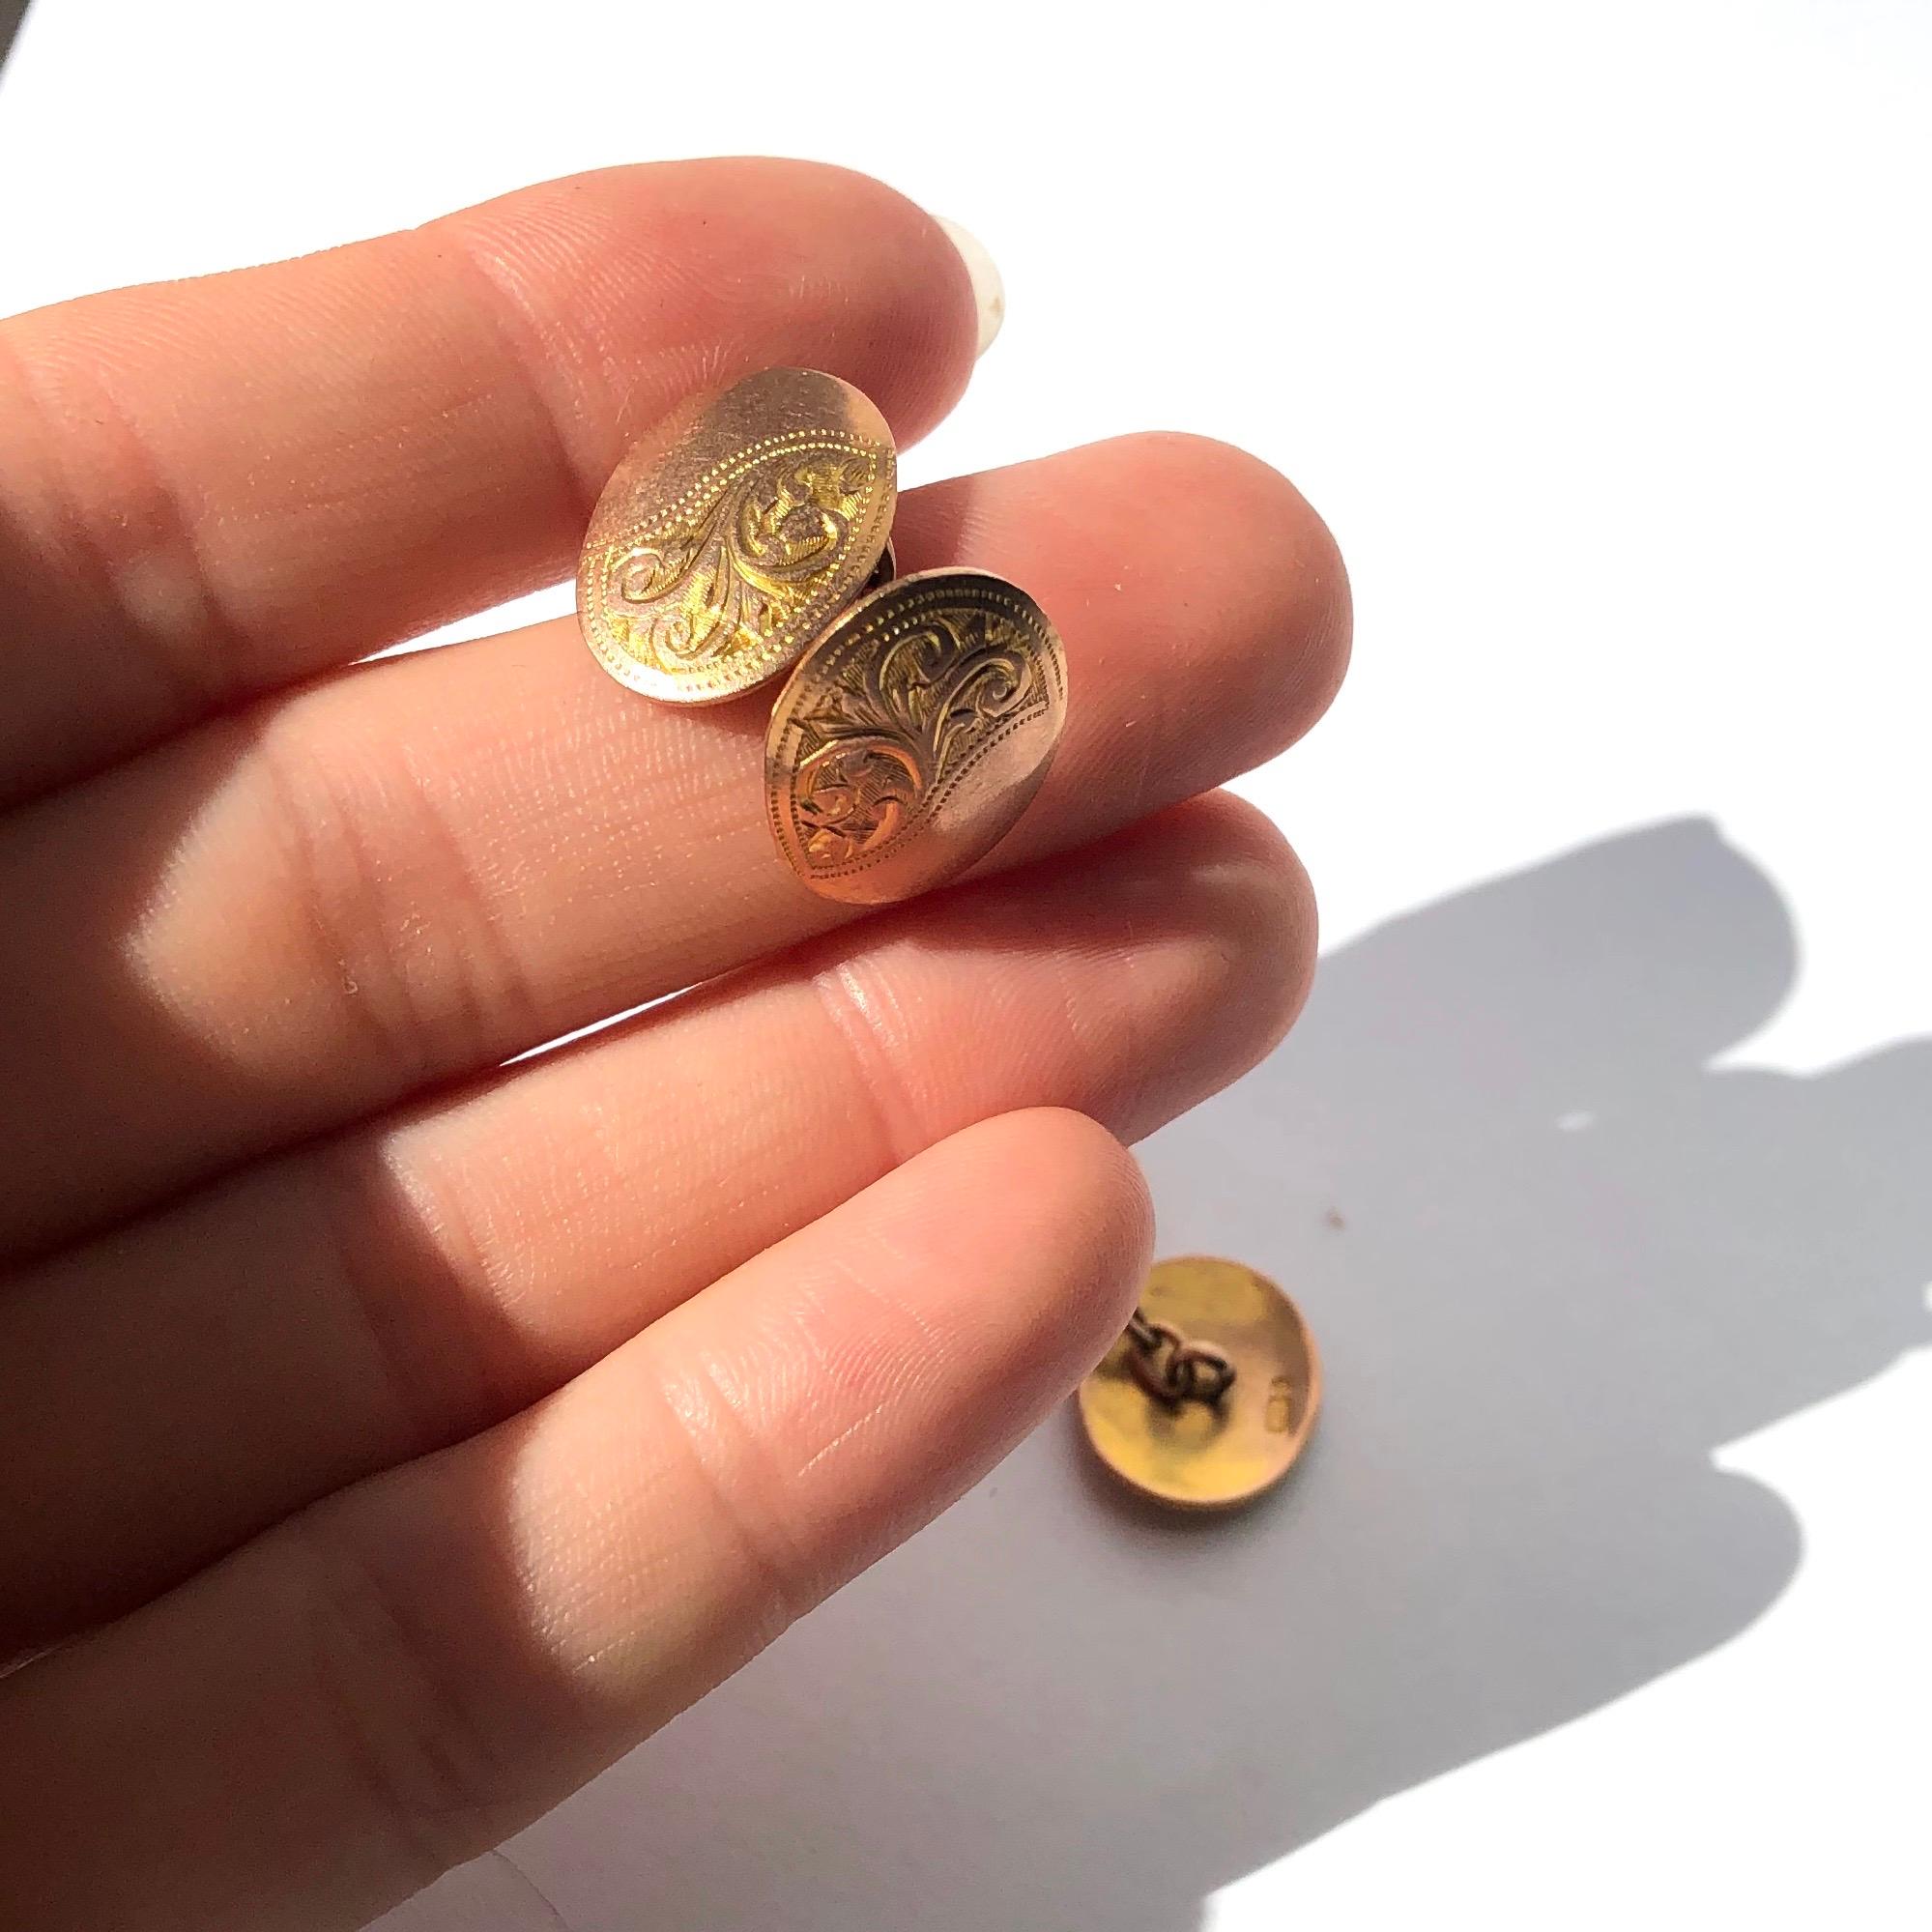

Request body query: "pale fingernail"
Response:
[937, 216, 1005, 359]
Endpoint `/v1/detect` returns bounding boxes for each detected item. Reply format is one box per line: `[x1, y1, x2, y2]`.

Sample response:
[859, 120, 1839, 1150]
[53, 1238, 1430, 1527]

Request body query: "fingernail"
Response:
[937, 216, 1005, 359]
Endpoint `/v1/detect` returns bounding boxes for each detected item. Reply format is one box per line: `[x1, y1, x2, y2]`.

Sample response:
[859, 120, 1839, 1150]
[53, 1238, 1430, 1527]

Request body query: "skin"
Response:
[0, 159, 1349, 1930]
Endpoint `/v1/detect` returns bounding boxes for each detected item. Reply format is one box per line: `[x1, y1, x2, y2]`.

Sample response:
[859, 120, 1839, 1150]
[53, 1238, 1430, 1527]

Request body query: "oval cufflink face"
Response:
[764, 568, 1069, 906]
[577, 368, 897, 705]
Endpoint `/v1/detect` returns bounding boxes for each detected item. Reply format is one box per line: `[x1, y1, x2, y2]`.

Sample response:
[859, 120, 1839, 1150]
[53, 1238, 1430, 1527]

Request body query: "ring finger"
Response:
[0, 795, 1311, 1655]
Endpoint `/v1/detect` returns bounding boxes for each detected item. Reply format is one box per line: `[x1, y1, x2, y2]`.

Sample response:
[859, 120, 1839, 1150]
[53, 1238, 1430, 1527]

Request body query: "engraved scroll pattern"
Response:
[602, 436, 882, 676]
[790, 607, 1045, 869]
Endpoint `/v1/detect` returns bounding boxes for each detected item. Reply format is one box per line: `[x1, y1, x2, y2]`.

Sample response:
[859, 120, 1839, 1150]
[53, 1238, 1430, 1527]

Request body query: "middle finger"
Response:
[0, 433, 1346, 1255]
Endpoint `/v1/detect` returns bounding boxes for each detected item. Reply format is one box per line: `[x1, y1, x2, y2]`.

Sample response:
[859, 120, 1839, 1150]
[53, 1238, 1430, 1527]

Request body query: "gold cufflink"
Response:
[580, 384, 1312, 1518]
[1079, 1256, 1321, 1510]
[577, 367, 1067, 906]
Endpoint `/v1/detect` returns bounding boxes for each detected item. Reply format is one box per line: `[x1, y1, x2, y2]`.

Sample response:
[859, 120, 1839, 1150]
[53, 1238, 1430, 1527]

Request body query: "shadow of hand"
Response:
[458, 820, 1932, 1932]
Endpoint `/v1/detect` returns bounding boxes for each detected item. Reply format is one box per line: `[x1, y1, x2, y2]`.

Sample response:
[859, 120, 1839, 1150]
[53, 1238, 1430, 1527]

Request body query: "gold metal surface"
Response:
[862, 535, 898, 596]
[1079, 1257, 1321, 1510]
[577, 367, 896, 705]
[764, 568, 1068, 906]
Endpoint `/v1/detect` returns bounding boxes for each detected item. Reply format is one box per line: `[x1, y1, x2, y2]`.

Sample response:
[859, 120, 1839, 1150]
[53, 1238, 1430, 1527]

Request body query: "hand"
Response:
[0, 160, 1346, 1930]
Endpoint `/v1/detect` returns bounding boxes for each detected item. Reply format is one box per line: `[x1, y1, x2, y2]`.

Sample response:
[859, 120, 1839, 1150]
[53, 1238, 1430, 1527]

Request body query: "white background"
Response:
[4, 1, 1929, 1926]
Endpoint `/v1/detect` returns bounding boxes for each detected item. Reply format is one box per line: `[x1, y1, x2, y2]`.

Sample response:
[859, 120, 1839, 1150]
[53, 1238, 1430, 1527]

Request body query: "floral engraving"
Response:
[602, 438, 882, 677]
[790, 609, 1042, 868]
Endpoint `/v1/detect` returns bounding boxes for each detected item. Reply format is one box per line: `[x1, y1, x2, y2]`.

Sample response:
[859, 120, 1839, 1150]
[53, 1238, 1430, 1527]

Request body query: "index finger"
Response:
[0, 159, 982, 804]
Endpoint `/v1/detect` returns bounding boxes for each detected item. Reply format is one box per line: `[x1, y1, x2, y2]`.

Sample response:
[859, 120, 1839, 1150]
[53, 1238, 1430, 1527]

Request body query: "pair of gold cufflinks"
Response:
[575, 366, 1067, 907]
[574, 374, 1318, 1512]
